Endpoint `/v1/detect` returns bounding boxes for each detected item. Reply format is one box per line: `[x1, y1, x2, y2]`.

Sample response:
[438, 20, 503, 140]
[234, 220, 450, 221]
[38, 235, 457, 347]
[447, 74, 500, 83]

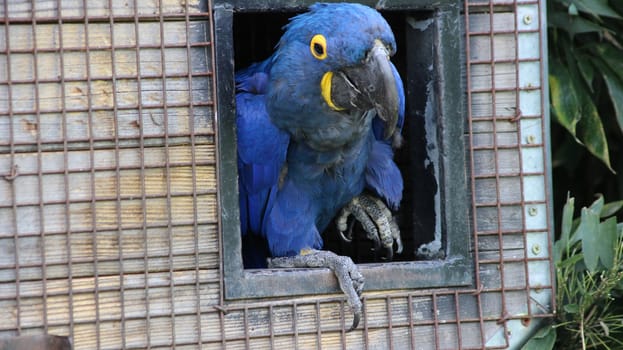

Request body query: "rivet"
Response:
[528, 207, 538, 216]
[526, 134, 536, 144]
[531, 243, 541, 255]
[523, 14, 532, 25]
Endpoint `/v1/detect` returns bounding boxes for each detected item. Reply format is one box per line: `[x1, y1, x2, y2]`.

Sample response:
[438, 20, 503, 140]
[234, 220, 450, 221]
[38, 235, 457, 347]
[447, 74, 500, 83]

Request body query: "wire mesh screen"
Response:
[0, 0, 554, 349]
[0, 0, 218, 348]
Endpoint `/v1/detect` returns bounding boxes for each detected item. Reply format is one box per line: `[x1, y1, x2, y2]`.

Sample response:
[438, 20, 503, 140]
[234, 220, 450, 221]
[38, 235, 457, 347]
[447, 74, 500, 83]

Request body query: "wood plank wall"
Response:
[0, 0, 554, 349]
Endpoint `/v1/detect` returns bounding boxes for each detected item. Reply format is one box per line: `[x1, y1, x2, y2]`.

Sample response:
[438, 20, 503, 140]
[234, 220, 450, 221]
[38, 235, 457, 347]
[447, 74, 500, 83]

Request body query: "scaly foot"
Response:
[336, 194, 403, 260]
[268, 249, 364, 331]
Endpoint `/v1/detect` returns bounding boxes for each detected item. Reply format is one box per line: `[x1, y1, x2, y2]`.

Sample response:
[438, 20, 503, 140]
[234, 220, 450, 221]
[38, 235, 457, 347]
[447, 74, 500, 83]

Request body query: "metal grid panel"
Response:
[210, 0, 554, 348]
[0, 0, 218, 349]
[0, 0, 554, 349]
[464, 0, 555, 347]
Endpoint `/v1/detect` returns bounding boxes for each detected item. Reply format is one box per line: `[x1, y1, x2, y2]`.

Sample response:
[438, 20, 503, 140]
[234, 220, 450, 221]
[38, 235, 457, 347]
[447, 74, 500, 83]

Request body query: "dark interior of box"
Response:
[233, 10, 439, 263]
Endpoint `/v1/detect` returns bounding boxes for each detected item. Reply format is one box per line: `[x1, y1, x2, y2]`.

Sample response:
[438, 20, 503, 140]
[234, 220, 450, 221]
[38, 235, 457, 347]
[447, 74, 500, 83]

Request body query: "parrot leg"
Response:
[268, 249, 364, 331]
[336, 194, 403, 260]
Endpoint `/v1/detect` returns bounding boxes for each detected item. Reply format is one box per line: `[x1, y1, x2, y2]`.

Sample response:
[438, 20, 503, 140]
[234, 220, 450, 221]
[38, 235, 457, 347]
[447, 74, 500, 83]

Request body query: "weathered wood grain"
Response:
[470, 63, 517, 91]
[470, 91, 519, 119]
[470, 34, 517, 62]
[476, 205, 523, 233]
[477, 233, 525, 252]
[0, 194, 217, 236]
[1, 165, 215, 207]
[0, 267, 219, 299]
[475, 176, 522, 204]
[472, 130, 520, 149]
[1, 280, 220, 332]
[473, 148, 521, 176]
[0, 0, 207, 19]
[0, 93, 213, 140]
[0, 20, 214, 148]
[0, 144, 215, 173]
[0, 223, 219, 276]
[0, 3, 553, 350]
[469, 12, 516, 33]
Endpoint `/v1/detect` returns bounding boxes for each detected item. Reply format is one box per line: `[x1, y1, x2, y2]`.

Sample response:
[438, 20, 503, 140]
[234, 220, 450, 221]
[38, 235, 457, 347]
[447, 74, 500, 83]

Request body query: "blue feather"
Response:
[365, 141, 403, 210]
[235, 3, 405, 267]
[236, 92, 289, 236]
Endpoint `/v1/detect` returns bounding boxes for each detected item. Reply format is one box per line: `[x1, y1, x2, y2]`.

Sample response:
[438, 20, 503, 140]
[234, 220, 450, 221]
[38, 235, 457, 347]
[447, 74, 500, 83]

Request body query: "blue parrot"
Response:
[235, 3, 405, 330]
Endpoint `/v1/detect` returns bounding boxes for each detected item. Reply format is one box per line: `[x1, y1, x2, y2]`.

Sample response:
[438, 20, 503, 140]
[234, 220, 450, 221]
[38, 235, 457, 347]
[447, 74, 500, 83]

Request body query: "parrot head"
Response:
[265, 3, 400, 146]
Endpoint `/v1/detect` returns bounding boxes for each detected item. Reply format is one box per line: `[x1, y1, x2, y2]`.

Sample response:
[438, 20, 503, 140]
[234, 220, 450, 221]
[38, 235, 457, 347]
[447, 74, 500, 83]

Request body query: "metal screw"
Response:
[523, 14, 532, 25]
[531, 243, 541, 255]
[528, 207, 538, 216]
[526, 134, 536, 144]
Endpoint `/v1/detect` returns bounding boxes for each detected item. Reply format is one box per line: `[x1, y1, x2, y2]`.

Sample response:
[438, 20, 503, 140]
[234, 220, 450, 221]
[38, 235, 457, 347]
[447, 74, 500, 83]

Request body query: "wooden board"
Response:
[0, 2, 553, 349]
[0, 20, 214, 155]
[0, 0, 207, 19]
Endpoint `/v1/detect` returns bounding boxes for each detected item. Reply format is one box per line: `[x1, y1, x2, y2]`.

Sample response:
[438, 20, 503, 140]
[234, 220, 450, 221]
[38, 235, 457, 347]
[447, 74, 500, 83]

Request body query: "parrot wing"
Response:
[235, 59, 290, 267]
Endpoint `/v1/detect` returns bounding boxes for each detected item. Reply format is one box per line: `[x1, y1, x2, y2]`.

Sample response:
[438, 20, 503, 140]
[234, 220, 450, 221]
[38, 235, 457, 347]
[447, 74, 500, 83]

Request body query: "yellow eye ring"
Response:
[310, 34, 327, 60]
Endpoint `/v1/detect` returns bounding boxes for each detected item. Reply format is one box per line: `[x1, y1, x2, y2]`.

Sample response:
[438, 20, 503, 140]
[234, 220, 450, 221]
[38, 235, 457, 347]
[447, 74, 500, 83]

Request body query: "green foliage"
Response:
[548, 0, 623, 172]
[525, 196, 623, 350]
[521, 325, 556, 350]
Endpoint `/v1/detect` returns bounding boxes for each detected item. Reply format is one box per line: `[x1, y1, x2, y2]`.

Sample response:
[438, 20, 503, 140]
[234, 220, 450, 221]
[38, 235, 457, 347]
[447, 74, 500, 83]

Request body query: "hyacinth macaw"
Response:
[235, 3, 405, 330]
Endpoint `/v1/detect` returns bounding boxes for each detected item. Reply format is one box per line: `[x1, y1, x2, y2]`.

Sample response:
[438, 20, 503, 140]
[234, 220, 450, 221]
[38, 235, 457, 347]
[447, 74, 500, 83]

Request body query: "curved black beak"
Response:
[329, 41, 399, 139]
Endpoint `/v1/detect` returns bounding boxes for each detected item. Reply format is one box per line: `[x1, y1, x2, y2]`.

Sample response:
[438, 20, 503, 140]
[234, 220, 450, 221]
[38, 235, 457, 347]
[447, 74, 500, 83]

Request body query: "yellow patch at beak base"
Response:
[321, 71, 345, 111]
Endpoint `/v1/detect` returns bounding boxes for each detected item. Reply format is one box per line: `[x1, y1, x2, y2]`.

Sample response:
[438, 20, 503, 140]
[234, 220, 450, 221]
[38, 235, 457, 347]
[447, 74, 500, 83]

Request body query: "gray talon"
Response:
[336, 194, 401, 259]
[337, 196, 380, 248]
[336, 207, 354, 242]
[268, 250, 364, 330]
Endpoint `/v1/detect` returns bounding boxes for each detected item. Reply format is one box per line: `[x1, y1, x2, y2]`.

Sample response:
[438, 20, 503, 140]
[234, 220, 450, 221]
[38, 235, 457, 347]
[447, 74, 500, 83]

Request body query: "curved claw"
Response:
[382, 245, 393, 261]
[336, 209, 355, 243]
[268, 250, 364, 331]
[349, 310, 361, 332]
[336, 194, 402, 259]
[336, 198, 380, 249]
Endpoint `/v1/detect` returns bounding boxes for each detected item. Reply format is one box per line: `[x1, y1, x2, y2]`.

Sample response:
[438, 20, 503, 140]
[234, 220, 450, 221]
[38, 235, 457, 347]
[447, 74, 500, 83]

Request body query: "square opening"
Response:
[215, 0, 472, 299]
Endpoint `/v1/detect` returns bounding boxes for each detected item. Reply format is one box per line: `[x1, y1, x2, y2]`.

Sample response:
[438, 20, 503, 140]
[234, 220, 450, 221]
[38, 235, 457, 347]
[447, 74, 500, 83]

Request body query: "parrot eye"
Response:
[310, 34, 327, 60]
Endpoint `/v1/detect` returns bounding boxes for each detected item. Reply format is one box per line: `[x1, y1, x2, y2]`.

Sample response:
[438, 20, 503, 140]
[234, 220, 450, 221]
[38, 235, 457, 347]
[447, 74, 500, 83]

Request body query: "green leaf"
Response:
[597, 44, 623, 82]
[555, 47, 612, 172]
[553, 240, 565, 264]
[521, 325, 556, 350]
[561, 196, 575, 246]
[572, 0, 623, 19]
[563, 303, 580, 314]
[559, 250, 584, 269]
[598, 217, 617, 269]
[596, 44, 623, 135]
[576, 56, 595, 91]
[600, 200, 623, 218]
[549, 62, 582, 138]
[549, 12, 599, 35]
[575, 88, 614, 172]
[579, 207, 601, 273]
[568, 3, 579, 15]
[600, 69, 623, 135]
[588, 195, 604, 214]
[549, 12, 605, 37]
